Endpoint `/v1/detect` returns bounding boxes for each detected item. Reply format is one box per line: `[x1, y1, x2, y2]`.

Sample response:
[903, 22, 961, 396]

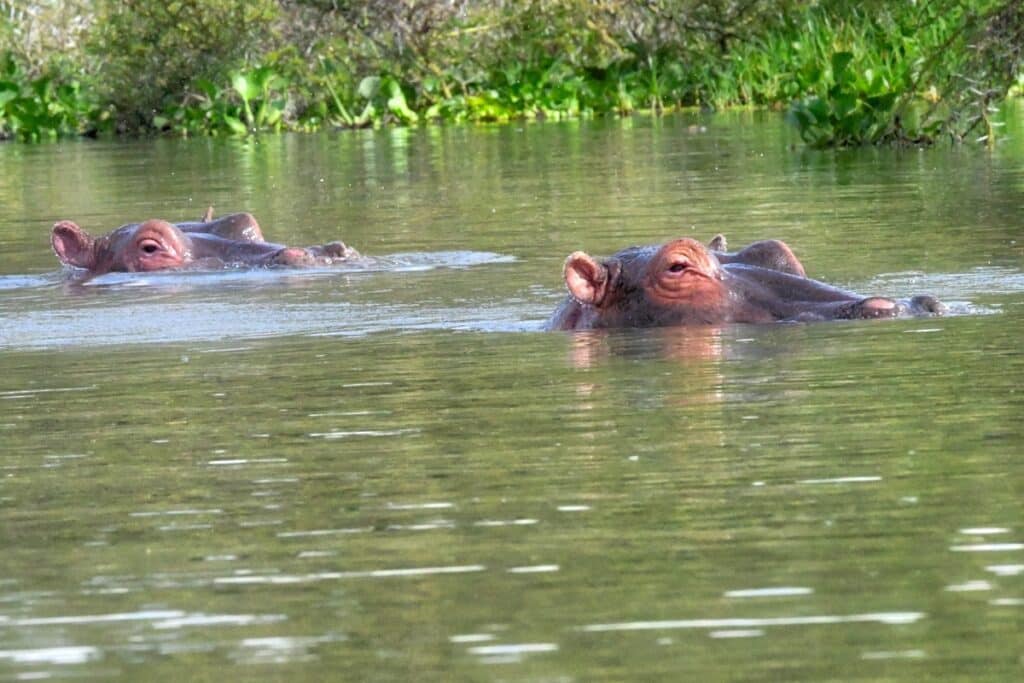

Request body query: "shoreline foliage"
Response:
[0, 0, 1022, 146]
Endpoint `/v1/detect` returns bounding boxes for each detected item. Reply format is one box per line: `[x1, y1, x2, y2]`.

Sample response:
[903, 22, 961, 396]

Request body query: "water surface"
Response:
[1, 108, 1023, 680]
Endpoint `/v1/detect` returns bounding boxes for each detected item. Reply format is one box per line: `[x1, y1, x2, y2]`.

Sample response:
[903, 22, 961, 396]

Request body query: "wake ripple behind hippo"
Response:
[546, 236, 945, 330]
[51, 209, 358, 274]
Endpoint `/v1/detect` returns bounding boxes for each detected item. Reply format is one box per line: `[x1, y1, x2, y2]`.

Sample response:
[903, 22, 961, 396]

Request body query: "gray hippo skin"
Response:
[707, 233, 806, 277]
[51, 209, 358, 274]
[547, 236, 944, 330]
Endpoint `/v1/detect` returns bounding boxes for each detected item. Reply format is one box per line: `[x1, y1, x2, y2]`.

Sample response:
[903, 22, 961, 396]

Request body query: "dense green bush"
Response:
[783, 0, 1024, 146]
[0, 0, 1021, 145]
[87, 0, 279, 133]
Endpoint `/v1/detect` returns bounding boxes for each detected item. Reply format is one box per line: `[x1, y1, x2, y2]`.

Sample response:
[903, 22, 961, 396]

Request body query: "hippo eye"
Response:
[667, 260, 689, 273]
[139, 240, 161, 255]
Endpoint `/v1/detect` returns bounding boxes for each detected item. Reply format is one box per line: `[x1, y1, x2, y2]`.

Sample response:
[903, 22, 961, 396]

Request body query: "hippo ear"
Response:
[564, 251, 610, 306]
[51, 221, 97, 269]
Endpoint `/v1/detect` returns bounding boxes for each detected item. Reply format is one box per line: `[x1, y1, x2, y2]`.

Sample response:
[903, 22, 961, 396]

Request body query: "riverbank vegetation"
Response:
[1, 0, 1022, 146]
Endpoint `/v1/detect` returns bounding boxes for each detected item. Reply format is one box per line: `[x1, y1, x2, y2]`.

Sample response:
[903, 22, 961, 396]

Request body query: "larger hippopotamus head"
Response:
[51, 210, 358, 274]
[546, 236, 944, 330]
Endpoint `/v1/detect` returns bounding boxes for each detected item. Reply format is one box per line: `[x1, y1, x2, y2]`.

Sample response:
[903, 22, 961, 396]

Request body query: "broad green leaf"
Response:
[831, 51, 854, 82]
[223, 115, 248, 135]
[386, 80, 418, 123]
[194, 79, 218, 99]
[833, 93, 858, 119]
[806, 97, 830, 124]
[231, 73, 258, 102]
[357, 76, 381, 101]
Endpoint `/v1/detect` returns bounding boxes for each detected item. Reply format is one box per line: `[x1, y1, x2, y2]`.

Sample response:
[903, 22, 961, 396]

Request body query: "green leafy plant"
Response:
[784, 1, 1022, 147]
[155, 67, 287, 136]
[788, 51, 905, 147]
[231, 66, 287, 133]
[0, 57, 105, 141]
[355, 75, 419, 125]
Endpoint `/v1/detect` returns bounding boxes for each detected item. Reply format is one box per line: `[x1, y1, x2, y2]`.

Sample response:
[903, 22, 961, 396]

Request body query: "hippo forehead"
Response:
[607, 240, 711, 281]
[91, 223, 140, 255]
[606, 244, 661, 282]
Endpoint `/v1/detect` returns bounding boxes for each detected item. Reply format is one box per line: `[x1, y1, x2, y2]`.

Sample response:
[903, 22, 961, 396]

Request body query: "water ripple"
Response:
[725, 587, 814, 598]
[797, 476, 882, 485]
[944, 581, 992, 592]
[0, 646, 100, 665]
[467, 643, 559, 656]
[450, 634, 495, 643]
[152, 612, 286, 629]
[950, 543, 1024, 552]
[709, 629, 764, 639]
[580, 611, 925, 632]
[233, 635, 341, 664]
[214, 564, 486, 585]
[507, 565, 559, 574]
[986, 564, 1024, 576]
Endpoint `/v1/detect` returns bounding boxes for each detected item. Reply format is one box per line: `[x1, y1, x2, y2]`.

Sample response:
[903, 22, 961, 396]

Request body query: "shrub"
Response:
[0, 1, 1020, 144]
[88, 0, 279, 132]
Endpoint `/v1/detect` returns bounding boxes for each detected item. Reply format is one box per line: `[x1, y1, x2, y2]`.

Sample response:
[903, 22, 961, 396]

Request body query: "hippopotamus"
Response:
[546, 236, 944, 330]
[51, 208, 358, 274]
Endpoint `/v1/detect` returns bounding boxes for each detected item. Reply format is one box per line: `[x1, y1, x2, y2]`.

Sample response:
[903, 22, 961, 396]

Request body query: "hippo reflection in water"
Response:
[546, 235, 945, 330]
[51, 208, 358, 274]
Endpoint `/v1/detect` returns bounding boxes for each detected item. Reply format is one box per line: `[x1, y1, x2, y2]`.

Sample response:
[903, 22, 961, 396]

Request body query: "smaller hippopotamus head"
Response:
[51, 211, 359, 275]
[52, 219, 194, 273]
[563, 238, 732, 327]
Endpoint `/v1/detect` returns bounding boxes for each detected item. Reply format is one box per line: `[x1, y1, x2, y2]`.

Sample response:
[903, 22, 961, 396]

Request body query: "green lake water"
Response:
[1, 108, 1022, 680]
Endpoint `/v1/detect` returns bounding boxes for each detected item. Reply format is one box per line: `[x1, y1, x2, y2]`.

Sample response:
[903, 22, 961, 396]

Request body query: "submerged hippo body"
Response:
[51, 210, 358, 274]
[547, 237, 944, 330]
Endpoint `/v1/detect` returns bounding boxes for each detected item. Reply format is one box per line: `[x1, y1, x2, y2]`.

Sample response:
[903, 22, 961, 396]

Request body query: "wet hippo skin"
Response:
[51, 210, 358, 274]
[707, 233, 806, 277]
[547, 237, 945, 330]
